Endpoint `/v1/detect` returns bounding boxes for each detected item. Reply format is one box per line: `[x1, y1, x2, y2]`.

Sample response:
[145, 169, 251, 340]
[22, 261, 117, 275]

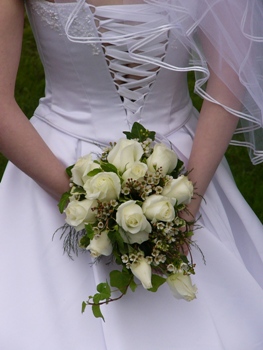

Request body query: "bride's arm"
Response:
[0, 0, 69, 200]
[186, 67, 240, 218]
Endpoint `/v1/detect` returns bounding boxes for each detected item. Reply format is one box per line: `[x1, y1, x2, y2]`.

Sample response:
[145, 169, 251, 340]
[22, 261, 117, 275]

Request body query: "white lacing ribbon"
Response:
[63, 2, 173, 120]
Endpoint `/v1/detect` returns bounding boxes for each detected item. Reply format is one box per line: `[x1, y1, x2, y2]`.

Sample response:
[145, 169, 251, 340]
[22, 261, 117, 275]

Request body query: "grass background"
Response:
[1, 18, 262, 222]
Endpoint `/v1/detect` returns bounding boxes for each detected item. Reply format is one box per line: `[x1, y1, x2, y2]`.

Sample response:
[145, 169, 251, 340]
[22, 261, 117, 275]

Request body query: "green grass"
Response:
[1, 18, 262, 222]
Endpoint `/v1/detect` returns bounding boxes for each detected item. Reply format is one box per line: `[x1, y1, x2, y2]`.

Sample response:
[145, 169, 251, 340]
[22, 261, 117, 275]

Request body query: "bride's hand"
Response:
[178, 200, 200, 256]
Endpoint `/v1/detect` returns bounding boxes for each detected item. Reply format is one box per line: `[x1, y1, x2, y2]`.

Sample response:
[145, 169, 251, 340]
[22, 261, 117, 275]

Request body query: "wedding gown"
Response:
[1, 1, 263, 349]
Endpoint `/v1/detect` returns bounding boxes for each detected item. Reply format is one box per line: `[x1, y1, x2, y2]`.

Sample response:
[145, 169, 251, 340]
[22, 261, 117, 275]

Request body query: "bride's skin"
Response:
[0, 0, 239, 212]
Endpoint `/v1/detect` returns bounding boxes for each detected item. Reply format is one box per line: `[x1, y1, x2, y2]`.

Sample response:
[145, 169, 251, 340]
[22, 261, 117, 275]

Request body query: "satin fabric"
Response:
[55, 0, 263, 164]
[0, 1, 263, 349]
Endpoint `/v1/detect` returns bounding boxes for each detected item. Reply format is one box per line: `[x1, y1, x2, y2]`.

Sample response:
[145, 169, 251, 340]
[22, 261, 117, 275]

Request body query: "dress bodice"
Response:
[26, 0, 193, 145]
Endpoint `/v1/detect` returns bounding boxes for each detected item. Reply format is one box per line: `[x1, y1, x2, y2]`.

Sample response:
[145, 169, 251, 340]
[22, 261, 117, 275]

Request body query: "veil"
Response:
[53, 0, 263, 164]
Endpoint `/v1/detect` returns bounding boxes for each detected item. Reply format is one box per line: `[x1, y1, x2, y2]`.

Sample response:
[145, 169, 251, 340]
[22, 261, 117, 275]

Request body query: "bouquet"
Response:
[58, 122, 200, 320]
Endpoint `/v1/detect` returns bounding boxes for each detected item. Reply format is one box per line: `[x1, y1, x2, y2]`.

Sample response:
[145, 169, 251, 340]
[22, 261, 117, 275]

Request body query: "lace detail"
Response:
[28, 0, 100, 55]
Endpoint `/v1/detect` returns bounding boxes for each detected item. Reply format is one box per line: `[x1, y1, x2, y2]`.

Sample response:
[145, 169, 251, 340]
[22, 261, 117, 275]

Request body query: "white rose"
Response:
[142, 195, 175, 222]
[64, 199, 97, 231]
[86, 231, 113, 257]
[162, 175, 194, 205]
[167, 273, 197, 301]
[116, 200, 151, 244]
[122, 161, 148, 184]
[131, 258, 152, 289]
[83, 172, 121, 201]
[147, 143, 178, 175]
[107, 138, 144, 172]
[71, 154, 100, 186]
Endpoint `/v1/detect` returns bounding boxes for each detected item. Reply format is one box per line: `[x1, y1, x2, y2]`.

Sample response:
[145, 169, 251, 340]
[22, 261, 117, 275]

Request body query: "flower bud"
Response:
[142, 195, 175, 222]
[167, 273, 197, 301]
[116, 200, 151, 244]
[162, 175, 193, 205]
[87, 231, 113, 258]
[131, 258, 152, 289]
[107, 138, 144, 172]
[64, 199, 97, 231]
[147, 143, 177, 175]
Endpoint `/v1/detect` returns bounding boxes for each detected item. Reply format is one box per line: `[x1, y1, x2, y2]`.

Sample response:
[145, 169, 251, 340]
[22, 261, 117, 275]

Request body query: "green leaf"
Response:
[85, 224, 95, 240]
[110, 270, 132, 294]
[129, 278, 138, 292]
[79, 234, 90, 249]
[100, 162, 118, 174]
[93, 291, 110, 305]
[170, 159, 185, 178]
[97, 282, 111, 299]
[65, 164, 74, 177]
[92, 304, 105, 322]
[58, 191, 70, 213]
[148, 274, 166, 292]
[81, 301, 87, 314]
[123, 122, 155, 142]
[87, 168, 102, 176]
[108, 229, 126, 253]
[71, 186, 86, 195]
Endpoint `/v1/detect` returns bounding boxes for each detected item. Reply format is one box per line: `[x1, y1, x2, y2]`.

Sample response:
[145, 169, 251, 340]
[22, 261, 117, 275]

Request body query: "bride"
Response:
[0, 0, 263, 349]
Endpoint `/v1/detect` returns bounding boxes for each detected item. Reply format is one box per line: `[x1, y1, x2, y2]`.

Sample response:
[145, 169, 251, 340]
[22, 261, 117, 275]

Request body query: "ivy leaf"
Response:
[58, 191, 70, 213]
[110, 270, 132, 294]
[123, 122, 155, 142]
[93, 293, 105, 304]
[92, 304, 105, 322]
[148, 274, 166, 292]
[97, 282, 111, 300]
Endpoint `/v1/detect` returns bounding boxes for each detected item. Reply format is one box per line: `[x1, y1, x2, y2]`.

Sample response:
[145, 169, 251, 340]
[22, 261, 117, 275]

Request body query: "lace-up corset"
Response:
[29, 1, 170, 117]
[26, 0, 192, 144]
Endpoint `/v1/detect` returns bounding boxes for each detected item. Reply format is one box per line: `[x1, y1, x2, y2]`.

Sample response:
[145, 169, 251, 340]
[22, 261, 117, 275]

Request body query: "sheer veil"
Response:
[53, 0, 263, 164]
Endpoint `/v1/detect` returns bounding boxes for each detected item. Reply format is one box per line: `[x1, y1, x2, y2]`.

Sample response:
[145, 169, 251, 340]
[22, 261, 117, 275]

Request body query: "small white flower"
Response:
[121, 254, 129, 263]
[167, 264, 176, 273]
[121, 187, 130, 196]
[157, 222, 165, 230]
[145, 256, 153, 264]
[129, 253, 137, 262]
[137, 251, 144, 260]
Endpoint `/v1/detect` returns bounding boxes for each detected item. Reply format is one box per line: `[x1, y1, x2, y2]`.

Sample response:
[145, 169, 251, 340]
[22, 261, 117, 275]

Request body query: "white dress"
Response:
[0, 1, 263, 349]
